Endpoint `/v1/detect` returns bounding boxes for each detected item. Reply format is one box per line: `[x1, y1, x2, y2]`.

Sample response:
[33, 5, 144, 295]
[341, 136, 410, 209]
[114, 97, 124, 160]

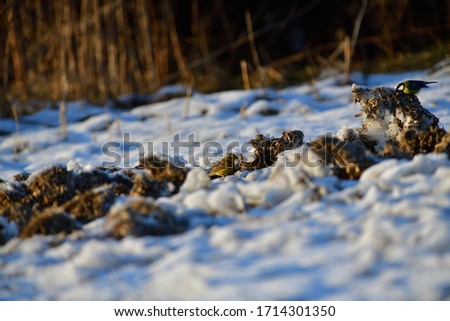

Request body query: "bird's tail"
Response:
[424, 81, 437, 88]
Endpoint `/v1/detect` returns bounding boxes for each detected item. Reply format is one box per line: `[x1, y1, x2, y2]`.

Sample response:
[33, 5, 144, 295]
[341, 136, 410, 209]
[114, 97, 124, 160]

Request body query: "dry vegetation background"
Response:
[1, 0, 449, 115]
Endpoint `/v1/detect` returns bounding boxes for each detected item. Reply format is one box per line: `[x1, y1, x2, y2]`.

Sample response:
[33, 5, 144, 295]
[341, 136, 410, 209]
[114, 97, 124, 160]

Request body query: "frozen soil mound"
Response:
[352, 84, 448, 157]
[0, 155, 187, 244]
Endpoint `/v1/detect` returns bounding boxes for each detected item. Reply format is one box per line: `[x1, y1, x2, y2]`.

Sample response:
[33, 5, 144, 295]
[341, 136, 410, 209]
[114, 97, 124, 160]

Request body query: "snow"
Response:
[180, 168, 211, 193]
[206, 183, 246, 216]
[0, 216, 19, 244]
[1, 69, 450, 300]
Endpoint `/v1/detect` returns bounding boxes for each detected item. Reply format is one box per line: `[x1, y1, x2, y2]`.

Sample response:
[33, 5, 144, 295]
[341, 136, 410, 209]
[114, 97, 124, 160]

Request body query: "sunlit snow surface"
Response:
[1, 70, 450, 300]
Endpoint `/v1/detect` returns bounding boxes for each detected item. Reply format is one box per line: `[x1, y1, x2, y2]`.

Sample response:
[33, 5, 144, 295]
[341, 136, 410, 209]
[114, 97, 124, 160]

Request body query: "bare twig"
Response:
[266, 67, 284, 82]
[240, 60, 251, 90]
[345, 0, 368, 82]
[165, 0, 190, 82]
[11, 99, 22, 160]
[184, 80, 194, 119]
[343, 36, 351, 83]
[240, 101, 248, 120]
[92, 0, 106, 97]
[3, 12, 10, 98]
[138, 0, 157, 90]
[192, 0, 209, 60]
[245, 11, 266, 87]
[59, 2, 69, 140]
[351, 0, 368, 56]
[59, 77, 68, 141]
[7, 4, 25, 95]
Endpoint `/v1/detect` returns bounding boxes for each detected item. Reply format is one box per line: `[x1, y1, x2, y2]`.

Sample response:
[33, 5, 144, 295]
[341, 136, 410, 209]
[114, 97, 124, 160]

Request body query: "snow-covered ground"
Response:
[1, 68, 450, 300]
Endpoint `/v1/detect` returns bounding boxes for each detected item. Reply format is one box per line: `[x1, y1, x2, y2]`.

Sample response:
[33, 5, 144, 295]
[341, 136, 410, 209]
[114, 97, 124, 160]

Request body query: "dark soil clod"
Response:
[104, 197, 188, 239]
[21, 208, 81, 238]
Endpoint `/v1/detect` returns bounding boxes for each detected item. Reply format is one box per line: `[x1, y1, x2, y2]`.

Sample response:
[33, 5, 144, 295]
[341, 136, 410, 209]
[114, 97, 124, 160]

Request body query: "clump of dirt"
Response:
[74, 169, 113, 192]
[310, 135, 376, 179]
[352, 84, 443, 154]
[136, 155, 188, 192]
[104, 197, 188, 239]
[378, 142, 412, 159]
[0, 203, 33, 230]
[13, 172, 30, 182]
[399, 127, 448, 156]
[0, 182, 27, 209]
[111, 182, 133, 196]
[240, 130, 304, 171]
[0, 181, 32, 228]
[62, 187, 116, 224]
[27, 166, 77, 210]
[434, 132, 450, 157]
[21, 207, 81, 238]
[0, 161, 187, 243]
[130, 172, 169, 198]
[18, 165, 133, 213]
[315, 83, 448, 179]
